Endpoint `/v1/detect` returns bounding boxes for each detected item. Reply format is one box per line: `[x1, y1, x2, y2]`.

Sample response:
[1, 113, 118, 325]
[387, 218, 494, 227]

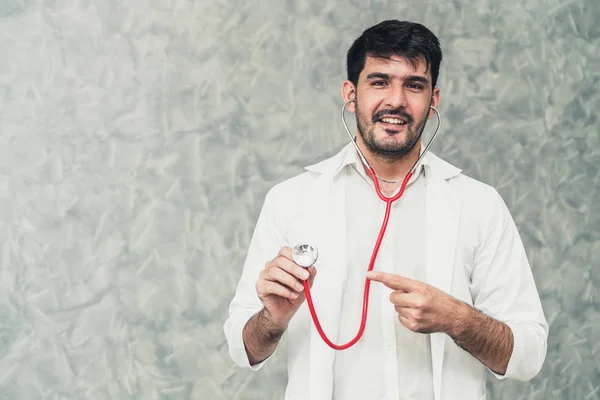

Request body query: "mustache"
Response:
[372, 108, 414, 124]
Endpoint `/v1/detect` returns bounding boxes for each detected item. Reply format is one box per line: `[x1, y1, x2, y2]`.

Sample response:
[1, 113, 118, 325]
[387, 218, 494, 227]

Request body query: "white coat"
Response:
[224, 143, 548, 400]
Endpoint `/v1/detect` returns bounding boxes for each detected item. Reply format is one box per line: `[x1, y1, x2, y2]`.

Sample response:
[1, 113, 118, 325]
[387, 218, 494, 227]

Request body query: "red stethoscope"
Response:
[291, 99, 442, 350]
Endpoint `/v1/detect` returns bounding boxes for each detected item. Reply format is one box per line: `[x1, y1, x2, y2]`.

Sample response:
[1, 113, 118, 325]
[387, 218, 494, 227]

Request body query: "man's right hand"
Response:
[255, 246, 317, 331]
[243, 247, 317, 366]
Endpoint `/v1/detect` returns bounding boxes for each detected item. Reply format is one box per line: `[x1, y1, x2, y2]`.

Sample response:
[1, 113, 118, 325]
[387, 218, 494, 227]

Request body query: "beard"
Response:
[355, 101, 429, 162]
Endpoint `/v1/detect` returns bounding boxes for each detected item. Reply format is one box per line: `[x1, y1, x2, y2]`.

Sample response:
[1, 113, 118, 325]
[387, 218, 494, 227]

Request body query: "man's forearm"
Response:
[242, 308, 286, 366]
[449, 303, 514, 375]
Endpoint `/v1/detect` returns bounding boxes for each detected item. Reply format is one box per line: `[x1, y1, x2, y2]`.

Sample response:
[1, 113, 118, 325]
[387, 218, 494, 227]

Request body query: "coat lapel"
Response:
[424, 166, 461, 400]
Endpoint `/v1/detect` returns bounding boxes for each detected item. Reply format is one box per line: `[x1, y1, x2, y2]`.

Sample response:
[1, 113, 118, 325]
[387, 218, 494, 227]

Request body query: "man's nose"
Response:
[384, 84, 407, 109]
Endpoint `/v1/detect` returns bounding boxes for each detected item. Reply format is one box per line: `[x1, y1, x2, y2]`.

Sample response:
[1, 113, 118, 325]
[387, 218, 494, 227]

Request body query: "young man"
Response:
[224, 20, 548, 400]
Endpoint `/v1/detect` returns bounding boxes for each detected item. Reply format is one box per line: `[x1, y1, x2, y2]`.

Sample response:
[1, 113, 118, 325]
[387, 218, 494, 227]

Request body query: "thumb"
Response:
[307, 266, 317, 288]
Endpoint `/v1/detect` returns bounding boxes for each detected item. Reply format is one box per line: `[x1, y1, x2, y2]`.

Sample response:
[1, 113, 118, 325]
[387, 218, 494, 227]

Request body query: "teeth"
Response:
[380, 117, 406, 124]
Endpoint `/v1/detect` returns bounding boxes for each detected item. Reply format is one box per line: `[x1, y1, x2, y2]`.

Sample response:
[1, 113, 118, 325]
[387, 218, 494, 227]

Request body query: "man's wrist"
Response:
[258, 308, 287, 343]
[446, 299, 476, 340]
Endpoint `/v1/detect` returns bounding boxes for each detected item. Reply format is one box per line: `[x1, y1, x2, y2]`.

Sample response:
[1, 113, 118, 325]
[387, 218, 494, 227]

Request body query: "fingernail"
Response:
[300, 270, 309, 280]
[296, 282, 304, 291]
[366, 271, 375, 279]
[290, 292, 298, 299]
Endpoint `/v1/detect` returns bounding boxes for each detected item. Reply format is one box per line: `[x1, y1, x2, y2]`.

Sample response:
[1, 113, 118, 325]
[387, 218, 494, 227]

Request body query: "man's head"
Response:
[342, 20, 443, 161]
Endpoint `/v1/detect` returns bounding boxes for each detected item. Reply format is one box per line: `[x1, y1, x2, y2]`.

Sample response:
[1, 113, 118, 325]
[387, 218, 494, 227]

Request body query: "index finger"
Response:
[278, 246, 293, 260]
[366, 271, 418, 291]
[275, 247, 310, 280]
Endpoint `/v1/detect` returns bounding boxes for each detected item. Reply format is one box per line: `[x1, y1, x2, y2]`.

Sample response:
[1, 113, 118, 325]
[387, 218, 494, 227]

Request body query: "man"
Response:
[224, 20, 548, 400]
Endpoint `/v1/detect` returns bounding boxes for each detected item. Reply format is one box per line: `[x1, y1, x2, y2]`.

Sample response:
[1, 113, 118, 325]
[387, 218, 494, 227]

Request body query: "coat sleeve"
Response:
[223, 187, 287, 370]
[469, 187, 549, 381]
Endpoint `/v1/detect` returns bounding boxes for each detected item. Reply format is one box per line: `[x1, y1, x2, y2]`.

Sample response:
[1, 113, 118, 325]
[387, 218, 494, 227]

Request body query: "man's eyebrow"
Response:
[366, 72, 391, 80]
[365, 72, 430, 85]
[405, 75, 430, 85]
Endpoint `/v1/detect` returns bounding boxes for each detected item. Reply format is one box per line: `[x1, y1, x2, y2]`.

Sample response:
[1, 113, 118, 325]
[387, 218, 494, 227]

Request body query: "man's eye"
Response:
[372, 81, 387, 86]
[407, 83, 424, 90]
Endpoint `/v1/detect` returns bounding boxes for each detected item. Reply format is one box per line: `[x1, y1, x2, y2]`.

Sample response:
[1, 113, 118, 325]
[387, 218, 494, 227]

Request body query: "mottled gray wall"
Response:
[0, 0, 598, 399]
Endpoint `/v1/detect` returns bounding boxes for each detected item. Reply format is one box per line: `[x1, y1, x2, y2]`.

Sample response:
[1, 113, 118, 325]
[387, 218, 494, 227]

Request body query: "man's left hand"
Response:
[366, 270, 465, 335]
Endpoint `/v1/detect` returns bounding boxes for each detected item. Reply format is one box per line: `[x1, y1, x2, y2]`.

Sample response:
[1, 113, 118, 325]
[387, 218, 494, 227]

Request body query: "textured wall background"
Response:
[0, 0, 598, 399]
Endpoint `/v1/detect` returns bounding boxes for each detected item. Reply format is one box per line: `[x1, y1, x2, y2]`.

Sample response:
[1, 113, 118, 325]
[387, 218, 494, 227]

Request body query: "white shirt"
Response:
[333, 149, 433, 400]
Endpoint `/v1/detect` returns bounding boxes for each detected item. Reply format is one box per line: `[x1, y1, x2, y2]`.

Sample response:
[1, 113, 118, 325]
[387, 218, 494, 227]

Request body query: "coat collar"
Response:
[304, 141, 462, 181]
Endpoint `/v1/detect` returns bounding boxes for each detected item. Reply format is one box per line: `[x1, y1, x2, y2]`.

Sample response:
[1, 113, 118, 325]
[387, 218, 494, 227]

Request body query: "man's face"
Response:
[350, 55, 440, 160]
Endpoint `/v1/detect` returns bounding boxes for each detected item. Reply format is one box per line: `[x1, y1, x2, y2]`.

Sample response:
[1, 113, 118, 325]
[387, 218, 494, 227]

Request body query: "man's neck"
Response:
[355, 135, 421, 184]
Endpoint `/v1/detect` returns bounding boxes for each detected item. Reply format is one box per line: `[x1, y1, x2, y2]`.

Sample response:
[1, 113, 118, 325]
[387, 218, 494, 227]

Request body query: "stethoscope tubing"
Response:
[302, 100, 442, 350]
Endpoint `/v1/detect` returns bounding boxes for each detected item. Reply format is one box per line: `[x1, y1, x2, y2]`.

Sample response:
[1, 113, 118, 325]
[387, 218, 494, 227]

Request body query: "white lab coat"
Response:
[224, 143, 548, 400]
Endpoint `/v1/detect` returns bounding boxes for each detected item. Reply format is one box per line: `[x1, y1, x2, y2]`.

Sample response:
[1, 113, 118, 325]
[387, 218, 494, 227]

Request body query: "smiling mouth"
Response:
[378, 117, 408, 126]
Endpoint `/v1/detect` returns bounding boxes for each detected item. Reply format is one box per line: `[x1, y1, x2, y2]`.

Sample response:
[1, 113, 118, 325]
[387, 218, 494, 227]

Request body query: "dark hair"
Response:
[346, 20, 443, 89]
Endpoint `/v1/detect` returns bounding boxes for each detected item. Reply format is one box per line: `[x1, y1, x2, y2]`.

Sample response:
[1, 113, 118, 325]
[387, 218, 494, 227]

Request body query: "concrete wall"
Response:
[0, 1, 598, 399]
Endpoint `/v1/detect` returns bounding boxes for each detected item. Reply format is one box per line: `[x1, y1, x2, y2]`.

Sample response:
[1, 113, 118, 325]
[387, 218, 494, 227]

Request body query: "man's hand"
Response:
[366, 270, 514, 375]
[256, 246, 317, 330]
[366, 270, 463, 334]
[243, 247, 317, 366]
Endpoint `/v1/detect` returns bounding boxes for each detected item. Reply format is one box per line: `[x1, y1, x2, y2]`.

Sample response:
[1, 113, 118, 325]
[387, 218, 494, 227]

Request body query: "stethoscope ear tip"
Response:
[292, 243, 319, 268]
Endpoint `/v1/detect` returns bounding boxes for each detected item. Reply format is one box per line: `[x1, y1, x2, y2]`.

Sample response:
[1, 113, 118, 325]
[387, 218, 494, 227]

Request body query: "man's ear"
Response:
[428, 87, 441, 119]
[341, 80, 357, 112]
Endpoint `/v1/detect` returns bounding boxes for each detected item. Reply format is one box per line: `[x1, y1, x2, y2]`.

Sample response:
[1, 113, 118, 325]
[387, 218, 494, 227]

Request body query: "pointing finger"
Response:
[366, 271, 418, 291]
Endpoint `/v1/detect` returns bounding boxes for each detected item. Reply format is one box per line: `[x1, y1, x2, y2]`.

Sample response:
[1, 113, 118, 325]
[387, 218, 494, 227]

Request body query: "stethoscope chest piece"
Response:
[292, 243, 318, 268]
